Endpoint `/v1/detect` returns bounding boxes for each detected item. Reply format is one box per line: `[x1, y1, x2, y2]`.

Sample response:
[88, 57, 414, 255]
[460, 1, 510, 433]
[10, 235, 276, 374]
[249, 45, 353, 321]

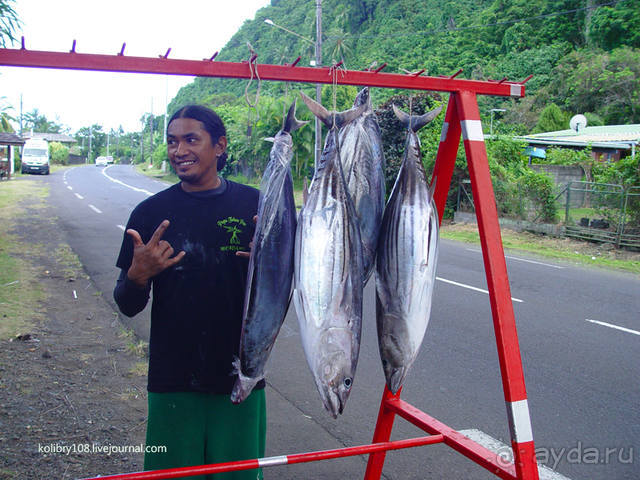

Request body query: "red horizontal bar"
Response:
[385, 397, 518, 480]
[79, 435, 443, 480]
[0, 48, 524, 97]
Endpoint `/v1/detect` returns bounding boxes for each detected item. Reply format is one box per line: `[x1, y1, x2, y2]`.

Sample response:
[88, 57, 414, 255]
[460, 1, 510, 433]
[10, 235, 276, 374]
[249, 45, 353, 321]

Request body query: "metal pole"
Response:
[314, 0, 322, 175]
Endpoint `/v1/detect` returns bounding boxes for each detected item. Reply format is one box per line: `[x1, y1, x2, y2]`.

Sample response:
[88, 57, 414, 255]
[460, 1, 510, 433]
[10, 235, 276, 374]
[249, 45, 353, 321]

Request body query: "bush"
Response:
[49, 142, 69, 165]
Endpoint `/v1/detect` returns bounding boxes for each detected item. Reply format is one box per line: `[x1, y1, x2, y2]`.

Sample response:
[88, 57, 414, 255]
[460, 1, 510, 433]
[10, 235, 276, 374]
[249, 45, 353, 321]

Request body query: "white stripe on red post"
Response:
[258, 455, 288, 467]
[510, 84, 523, 97]
[440, 122, 449, 143]
[461, 120, 484, 142]
[507, 400, 533, 443]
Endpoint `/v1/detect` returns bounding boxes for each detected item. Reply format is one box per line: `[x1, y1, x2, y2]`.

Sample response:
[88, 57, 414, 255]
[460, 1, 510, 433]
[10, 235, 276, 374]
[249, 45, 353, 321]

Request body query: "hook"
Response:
[373, 63, 387, 74]
[520, 74, 533, 84]
[412, 69, 426, 77]
[498, 77, 507, 84]
[70, 40, 76, 53]
[118, 43, 126, 56]
[20, 36, 25, 50]
[160, 48, 171, 59]
[449, 69, 463, 79]
[288, 56, 301, 67]
[205, 51, 219, 61]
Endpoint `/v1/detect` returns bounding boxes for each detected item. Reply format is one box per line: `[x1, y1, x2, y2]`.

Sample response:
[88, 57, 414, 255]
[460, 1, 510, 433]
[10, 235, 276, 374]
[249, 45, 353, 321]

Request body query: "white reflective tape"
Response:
[440, 122, 449, 143]
[461, 120, 484, 142]
[258, 455, 288, 467]
[507, 400, 533, 443]
[510, 84, 523, 97]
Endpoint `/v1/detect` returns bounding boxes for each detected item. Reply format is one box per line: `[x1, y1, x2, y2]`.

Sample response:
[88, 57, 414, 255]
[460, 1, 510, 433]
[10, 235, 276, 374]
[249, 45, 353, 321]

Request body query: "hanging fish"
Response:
[375, 103, 442, 395]
[294, 91, 365, 418]
[231, 101, 307, 404]
[338, 87, 386, 282]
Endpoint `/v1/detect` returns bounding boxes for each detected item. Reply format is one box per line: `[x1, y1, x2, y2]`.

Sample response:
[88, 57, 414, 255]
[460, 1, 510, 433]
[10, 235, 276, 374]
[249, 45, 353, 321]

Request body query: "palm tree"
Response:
[0, 0, 21, 47]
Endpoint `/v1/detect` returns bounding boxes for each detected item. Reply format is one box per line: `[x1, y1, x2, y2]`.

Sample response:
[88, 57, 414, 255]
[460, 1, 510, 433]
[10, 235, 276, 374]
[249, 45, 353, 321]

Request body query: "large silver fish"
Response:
[294, 91, 365, 418]
[338, 87, 386, 282]
[231, 101, 306, 404]
[375, 104, 442, 395]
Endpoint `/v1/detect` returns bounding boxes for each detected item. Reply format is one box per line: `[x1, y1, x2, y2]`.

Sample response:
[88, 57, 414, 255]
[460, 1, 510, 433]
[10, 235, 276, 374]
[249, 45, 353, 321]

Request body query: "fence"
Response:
[562, 182, 640, 249]
[456, 180, 640, 250]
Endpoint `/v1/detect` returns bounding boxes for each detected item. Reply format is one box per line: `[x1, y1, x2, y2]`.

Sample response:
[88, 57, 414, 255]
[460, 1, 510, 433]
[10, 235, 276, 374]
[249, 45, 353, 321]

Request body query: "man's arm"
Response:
[113, 268, 151, 317]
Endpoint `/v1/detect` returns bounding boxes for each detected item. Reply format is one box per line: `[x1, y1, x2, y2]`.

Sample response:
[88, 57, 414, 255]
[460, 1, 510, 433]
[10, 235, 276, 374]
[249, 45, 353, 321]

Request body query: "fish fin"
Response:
[263, 137, 275, 143]
[393, 104, 443, 132]
[284, 99, 309, 133]
[300, 91, 366, 129]
[300, 91, 331, 127]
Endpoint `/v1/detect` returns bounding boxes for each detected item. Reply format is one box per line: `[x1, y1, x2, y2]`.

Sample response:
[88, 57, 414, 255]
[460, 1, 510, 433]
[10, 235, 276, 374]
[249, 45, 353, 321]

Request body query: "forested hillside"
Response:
[169, 0, 640, 129]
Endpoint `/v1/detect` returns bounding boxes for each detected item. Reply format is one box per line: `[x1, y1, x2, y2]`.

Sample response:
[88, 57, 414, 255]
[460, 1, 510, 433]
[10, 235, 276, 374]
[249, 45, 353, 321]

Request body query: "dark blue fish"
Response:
[231, 101, 306, 404]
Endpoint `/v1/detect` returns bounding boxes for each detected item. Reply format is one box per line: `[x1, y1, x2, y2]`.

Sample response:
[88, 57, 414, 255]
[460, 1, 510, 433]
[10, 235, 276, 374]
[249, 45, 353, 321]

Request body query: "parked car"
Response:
[95, 156, 108, 166]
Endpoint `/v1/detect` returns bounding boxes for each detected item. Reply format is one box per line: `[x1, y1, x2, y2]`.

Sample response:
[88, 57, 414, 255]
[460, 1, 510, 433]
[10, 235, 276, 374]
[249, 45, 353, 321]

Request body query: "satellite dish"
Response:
[570, 114, 588, 132]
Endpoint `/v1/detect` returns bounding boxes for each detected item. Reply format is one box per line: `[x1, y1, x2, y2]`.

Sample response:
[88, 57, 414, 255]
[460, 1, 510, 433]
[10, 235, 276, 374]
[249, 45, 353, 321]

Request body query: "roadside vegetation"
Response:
[0, 180, 49, 338]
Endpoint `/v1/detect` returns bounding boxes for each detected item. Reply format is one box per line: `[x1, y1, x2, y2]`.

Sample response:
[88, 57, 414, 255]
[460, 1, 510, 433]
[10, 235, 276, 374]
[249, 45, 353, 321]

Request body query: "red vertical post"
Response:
[455, 90, 539, 480]
[431, 94, 462, 225]
[364, 387, 401, 480]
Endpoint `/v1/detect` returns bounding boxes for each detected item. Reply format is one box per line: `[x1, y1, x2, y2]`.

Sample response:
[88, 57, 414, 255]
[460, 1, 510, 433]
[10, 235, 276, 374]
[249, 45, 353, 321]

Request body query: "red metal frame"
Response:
[0, 46, 538, 480]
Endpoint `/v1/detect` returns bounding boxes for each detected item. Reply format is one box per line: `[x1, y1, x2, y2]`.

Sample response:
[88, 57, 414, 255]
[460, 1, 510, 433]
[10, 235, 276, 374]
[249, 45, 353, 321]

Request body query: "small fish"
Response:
[375, 103, 442, 394]
[294, 91, 365, 418]
[231, 101, 306, 404]
[338, 87, 386, 282]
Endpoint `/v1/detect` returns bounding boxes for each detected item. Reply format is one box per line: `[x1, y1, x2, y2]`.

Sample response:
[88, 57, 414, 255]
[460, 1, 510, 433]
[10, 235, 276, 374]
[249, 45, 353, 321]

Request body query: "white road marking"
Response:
[466, 248, 564, 269]
[586, 319, 640, 336]
[88, 204, 102, 214]
[436, 276, 523, 303]
[74, 193, 84, 200]
[102, 165, 154, 196]
[459, 429, 572, 480]
[67, 186, 72, 191]
[117, 224, 126, 231]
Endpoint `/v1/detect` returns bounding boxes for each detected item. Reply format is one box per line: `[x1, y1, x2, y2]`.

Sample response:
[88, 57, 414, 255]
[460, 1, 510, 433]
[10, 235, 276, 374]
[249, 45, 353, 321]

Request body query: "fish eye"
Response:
[344, 377, 352, 389]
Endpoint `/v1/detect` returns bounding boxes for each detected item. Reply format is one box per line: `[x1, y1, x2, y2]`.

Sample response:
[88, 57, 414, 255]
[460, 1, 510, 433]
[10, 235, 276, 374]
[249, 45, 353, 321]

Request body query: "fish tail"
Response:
[230, 357, 263, 404]
[392, 104, 443, 132]
[284, 99, 309, 133]
[300, 91, 365, 129]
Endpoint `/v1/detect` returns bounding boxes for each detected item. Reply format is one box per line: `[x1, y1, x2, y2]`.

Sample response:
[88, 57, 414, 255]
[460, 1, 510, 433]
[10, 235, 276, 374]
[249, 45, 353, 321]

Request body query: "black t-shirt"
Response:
[115, 180, 260, 394]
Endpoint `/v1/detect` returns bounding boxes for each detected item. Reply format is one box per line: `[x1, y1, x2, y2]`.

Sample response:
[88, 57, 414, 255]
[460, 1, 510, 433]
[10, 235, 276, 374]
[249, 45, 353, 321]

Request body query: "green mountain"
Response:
[169, 0, 640, 127]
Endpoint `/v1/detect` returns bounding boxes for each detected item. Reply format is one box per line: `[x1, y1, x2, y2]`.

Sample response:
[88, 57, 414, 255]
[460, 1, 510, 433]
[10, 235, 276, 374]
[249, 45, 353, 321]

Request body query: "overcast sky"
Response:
[0, 0, 270, 133]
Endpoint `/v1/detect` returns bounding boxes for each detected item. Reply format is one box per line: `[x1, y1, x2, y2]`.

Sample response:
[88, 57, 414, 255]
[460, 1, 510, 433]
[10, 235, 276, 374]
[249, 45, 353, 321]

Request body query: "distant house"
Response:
[21, 131, 77, 147]
[519, 125, 640, 163]
[0, 132, 26, 178]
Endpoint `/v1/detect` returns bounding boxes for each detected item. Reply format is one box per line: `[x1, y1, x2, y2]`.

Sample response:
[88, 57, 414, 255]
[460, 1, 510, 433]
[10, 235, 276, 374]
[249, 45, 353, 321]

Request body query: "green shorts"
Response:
[144, 389, 266, 480]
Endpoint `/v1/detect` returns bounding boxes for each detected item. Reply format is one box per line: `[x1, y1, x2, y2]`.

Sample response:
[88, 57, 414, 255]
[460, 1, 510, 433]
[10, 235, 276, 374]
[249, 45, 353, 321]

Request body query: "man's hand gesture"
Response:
[126, 220, 185, 287]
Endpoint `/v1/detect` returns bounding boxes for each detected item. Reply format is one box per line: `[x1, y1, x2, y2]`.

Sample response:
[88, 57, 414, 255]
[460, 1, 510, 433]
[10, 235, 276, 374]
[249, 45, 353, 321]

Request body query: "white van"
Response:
[21, 138, 50, 175]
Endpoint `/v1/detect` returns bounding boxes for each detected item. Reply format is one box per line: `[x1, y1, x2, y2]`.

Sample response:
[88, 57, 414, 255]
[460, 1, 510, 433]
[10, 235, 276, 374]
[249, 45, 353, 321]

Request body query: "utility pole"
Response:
[314, 0, 322, 174]
[19, 94, 23, 135]
[88, 125, 92, 164]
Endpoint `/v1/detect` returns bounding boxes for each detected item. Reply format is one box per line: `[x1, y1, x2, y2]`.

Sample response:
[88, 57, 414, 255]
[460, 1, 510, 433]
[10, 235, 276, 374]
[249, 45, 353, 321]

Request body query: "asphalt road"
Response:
[41, 165, 639, 480]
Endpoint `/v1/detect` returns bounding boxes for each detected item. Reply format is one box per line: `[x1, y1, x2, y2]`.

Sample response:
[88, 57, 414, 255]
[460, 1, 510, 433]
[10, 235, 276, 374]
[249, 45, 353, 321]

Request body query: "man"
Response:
[114, 105, 264, 480]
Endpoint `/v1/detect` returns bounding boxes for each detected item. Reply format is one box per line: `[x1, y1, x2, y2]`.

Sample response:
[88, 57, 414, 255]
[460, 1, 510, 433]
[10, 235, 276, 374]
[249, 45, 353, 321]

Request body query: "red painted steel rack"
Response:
[0, 44, 539, 480]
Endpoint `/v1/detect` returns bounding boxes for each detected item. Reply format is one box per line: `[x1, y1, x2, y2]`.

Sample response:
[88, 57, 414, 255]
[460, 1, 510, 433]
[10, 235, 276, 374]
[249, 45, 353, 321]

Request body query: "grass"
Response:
[0, 179, 50, 339]
[441, 222, 640, 274]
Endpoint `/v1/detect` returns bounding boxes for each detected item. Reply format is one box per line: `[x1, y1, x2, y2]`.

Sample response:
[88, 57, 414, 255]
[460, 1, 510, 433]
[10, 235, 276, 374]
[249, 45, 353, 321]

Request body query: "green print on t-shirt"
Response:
[217, 216, 247, 251]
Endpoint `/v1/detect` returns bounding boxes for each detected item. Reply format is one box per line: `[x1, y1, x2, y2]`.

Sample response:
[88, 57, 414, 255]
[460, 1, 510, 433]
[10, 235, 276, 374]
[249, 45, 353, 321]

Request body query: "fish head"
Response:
[314, 330, 357, 418]
[316, 354, 355, 418]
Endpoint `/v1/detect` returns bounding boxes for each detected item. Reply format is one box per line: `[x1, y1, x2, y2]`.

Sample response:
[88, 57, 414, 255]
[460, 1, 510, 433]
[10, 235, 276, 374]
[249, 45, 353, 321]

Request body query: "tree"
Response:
[23, 109, 63, 133]
[533, 103, 567, 133]
[0, 96, 15, 133]
[0, 0, 20, 47]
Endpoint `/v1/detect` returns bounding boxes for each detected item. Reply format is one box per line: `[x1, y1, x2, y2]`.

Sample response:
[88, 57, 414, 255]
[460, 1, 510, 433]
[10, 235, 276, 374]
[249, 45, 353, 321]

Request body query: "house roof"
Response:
[22, 132, 77, 144]
[0, 132, 26, 146]
[518, 125, 640, 151]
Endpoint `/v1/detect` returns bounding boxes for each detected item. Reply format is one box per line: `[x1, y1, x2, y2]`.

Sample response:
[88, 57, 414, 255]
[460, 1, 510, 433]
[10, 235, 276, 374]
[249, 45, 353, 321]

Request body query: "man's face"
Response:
[167, 118, 226, 191]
